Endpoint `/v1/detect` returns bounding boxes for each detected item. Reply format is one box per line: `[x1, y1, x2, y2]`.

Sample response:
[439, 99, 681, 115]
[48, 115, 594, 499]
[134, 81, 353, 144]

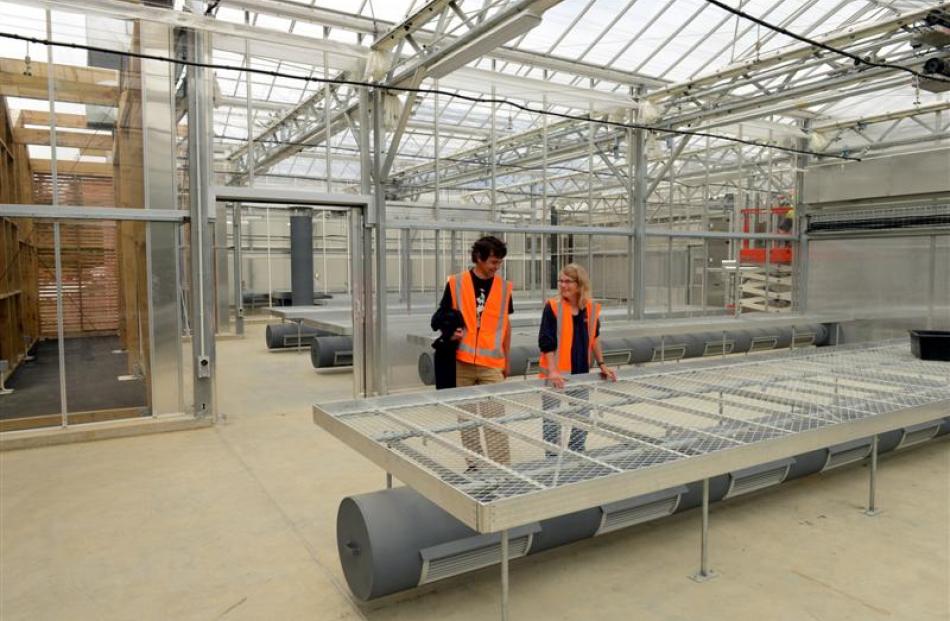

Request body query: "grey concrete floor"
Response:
[1, 323, 948, 621]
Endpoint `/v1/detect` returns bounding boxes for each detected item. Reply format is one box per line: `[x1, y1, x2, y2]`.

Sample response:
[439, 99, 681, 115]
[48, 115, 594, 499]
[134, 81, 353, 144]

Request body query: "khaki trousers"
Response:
[455, 360, 510, 466]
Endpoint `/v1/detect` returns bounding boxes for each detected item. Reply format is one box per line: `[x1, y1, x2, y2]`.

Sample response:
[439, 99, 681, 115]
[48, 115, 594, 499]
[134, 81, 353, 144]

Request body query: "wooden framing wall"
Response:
[0, 98, 39, 382]
[114, 25, 152, 390]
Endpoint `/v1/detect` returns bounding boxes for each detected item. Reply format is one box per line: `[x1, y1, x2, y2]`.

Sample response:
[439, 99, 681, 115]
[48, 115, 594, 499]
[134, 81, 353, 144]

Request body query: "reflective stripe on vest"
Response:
[447, 271, 512, 369]
[539, 298, 601, 377]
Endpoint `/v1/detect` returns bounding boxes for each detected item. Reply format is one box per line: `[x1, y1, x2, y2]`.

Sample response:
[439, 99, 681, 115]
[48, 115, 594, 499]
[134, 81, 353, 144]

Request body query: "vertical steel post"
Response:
[501, 529, 510, 621]
[373, 89, 388, 395]
[186, 21, 216, 418]
[434, 82, 443, 303]
[691, 478, 717, 581]
[47, 9, 67, 426]
[927, 235, 937, 330]
[865, 434, 880, 516]
[244, 12, 254, 186]
[540, 89, 549, 301]
[232, 203, 244, 335]
[54, 222, 68, 426]
[355, 87, 375, 397]
[794, 119, 810, 313]
[632, 125, 647, 320]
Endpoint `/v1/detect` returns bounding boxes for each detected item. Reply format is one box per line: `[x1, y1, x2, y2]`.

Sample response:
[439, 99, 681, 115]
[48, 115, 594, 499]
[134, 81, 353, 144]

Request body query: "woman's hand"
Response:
[547, 372, 566, 390]
[599, 363, 617, 382]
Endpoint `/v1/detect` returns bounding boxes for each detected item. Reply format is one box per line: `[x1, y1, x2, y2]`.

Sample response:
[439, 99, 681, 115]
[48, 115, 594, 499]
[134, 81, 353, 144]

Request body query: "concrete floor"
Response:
[1, 322, 948, 621]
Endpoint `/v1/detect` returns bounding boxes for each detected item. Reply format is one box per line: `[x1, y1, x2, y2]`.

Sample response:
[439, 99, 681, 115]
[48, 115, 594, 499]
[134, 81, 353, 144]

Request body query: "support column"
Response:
[355, 87, 375, 398]
[214, 203, 231, 331]
[865, 434, 880, 516]
[290, 210, 314, 307]
[501, 529, 510, 621]
[632, 125, 647, 320]
[372, 89, 388, 395]
[186, 20, 215, 418]
[232, 203, 244, 335]
[794, 119, 810, 313]
[690, 478, 717, 582]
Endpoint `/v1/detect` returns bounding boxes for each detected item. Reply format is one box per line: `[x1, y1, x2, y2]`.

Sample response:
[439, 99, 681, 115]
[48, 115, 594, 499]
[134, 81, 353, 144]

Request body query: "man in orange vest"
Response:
[438, 236, 514, 467]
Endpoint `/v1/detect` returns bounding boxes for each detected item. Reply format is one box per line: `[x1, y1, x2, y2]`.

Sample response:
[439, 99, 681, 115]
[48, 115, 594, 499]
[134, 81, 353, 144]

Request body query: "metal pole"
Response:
[490, 62, 497, 221]
[244, 12, 254, 187]
[186, 19, 215, 418]
[927, 235, 936, 330]
[434, 81, 443, 303]
[54, 223, 68, 427]
[373, 89, 388, 395]
[265, 207, 273, 308]
[232, 203, 244, 335]
[691, 478, 717, 581]
[702, 135, 710, 316]
[632, 125, 647, 320]
[322, 210, 328, 294]
[865, 434, 880, 516]
[501, 529, 510, 621]
[47, 9, 67, 426]
[540, 89, 549, 301]
[795, 119, 810, 313]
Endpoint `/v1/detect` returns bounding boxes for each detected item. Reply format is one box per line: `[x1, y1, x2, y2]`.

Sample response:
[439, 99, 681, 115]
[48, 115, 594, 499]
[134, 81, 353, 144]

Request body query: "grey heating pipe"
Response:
[336, 418, 949, 601]
[414, 323, 832, 383]
[265, 323, 332, 350]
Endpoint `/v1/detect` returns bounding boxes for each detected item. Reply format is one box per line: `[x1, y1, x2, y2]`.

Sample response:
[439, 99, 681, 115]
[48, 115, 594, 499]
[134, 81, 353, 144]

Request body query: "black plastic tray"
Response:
[910, 330, 950, 361]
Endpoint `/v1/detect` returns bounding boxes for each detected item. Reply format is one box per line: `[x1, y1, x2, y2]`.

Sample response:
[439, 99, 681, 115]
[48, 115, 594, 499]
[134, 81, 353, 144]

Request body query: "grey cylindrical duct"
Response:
[336, 419, 944, 600]
[311, 336, 354, 367]
[338, 487, 476, 601]
[290, 213, 314, 307]
[416, 323, 836, 384]
[265, 323, 331, 349]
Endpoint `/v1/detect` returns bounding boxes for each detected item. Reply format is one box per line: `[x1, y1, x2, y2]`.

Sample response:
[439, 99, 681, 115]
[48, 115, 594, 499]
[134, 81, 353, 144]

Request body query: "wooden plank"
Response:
[0, 58, 118, 84]
[0, 407, 145, 433]
[14, 127, 113, 150]
[18, 110, 89, 129]
[29, 159, 113, 177]
[0, 74, 118, 106]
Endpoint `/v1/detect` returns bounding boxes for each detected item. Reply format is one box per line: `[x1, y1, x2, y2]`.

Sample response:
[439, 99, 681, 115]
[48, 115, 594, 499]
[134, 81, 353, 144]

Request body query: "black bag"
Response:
[430, 307, 463, 389]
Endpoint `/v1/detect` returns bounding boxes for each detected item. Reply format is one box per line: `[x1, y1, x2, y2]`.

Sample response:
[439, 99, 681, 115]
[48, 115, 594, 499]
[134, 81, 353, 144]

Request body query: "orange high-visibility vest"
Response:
[447, 271, 513, 369]
[538, 297, 601, 378]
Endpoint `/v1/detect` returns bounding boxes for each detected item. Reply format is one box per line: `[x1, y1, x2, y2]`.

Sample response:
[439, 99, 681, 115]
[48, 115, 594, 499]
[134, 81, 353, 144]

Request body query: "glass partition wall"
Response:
[0, 5, 205, 432]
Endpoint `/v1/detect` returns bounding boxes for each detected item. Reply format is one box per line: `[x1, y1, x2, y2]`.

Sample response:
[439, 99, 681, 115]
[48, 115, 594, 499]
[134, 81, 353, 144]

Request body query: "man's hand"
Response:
[547, 373, 566, 390]
[503, 363, 510, 378]
[599, 364, 617, 382]
[450, 328, 464, 342]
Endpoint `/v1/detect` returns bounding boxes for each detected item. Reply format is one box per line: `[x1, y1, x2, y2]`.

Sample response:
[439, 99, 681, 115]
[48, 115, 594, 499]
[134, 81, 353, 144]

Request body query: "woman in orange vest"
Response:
[538, 263, 616, 453]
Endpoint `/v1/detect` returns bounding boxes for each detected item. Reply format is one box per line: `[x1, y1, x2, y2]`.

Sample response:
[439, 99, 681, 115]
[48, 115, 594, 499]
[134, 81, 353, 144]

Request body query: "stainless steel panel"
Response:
[141, 22, 183, 415]
[804, 148, 950, 205]
[807, 235, 949, 340]
[148, 222, 183, 415]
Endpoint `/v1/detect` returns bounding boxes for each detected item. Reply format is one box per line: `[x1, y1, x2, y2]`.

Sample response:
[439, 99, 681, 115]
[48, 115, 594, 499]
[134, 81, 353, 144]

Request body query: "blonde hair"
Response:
[560, 263, 593, 310]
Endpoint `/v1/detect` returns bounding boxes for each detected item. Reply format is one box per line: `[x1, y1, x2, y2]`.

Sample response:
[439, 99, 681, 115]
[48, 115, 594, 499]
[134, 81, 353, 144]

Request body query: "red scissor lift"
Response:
[734, 201, 795, 312]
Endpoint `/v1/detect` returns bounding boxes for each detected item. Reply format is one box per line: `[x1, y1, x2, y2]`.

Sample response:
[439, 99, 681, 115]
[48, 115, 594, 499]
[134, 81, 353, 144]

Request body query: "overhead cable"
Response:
[0, 31, 862, 162]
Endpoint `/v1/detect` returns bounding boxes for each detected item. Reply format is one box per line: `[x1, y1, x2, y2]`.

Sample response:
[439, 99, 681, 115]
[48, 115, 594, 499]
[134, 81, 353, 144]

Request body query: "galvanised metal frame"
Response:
[314, 341, 949, 533]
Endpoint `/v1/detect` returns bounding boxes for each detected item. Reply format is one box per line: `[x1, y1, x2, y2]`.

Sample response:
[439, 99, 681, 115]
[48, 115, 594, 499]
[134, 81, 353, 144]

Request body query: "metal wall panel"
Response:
[807, 235, 950, 340]
[141, 22, 183, 415]
[804, 148, 950, 205]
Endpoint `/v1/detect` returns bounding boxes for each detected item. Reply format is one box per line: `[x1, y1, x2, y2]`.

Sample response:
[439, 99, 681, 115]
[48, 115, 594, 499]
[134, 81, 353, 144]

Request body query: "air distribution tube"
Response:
[415, 323, 833, 384]
[336, 417, 949, 601]
[265, 323, 333, 350]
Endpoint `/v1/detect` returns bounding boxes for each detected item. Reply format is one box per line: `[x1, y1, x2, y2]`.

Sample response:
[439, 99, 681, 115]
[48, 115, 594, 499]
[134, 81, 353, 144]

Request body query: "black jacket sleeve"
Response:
[439, 283, 453, 312]
[538, 304, 557, 353]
